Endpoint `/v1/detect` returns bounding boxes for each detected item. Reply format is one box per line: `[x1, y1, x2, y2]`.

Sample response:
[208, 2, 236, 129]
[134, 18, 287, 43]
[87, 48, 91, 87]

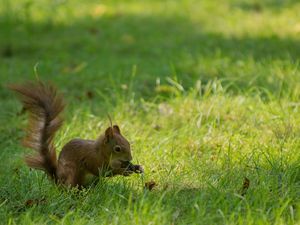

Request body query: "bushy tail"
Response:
[9, 81, 65, 181]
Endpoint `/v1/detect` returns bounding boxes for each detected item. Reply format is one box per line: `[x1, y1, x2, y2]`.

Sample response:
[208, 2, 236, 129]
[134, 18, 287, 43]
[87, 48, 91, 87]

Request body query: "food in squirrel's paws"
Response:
[121, 161, 144, 174]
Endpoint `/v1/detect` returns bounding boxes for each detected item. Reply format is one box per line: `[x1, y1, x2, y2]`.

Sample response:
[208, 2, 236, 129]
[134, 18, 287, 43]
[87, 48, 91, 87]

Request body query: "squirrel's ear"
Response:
[105, 127, 113, 143]
[113, 125, 121, 134]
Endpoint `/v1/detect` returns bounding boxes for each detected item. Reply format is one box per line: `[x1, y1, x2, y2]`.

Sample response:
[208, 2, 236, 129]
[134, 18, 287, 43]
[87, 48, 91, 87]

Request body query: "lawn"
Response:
[1, 0, 300, 224]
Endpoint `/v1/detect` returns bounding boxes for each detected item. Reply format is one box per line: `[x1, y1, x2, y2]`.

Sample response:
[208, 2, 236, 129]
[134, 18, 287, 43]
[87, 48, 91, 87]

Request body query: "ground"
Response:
[0, 0, 300, 224]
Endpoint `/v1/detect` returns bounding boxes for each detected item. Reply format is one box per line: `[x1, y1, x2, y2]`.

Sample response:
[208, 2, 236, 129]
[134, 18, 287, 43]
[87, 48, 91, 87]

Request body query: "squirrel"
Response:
[9, 81, 143, 188]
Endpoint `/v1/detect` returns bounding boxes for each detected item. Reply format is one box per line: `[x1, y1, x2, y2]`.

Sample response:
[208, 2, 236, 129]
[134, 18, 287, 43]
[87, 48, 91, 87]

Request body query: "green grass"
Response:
[1, 0, 300, 224]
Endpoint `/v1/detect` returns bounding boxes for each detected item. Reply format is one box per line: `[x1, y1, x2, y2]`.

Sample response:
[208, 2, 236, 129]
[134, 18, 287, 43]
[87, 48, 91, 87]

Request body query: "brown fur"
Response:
[10, 82, 136, 187]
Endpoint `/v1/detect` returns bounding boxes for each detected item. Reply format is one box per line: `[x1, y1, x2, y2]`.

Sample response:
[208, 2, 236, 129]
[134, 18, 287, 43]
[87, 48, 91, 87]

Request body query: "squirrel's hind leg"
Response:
[57, 163, 85, 188]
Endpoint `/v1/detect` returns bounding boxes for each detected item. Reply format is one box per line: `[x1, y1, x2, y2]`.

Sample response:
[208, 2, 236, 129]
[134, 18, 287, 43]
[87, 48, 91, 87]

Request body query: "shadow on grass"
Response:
[0, 8, 299, 98]
[233, 0, 300, 12]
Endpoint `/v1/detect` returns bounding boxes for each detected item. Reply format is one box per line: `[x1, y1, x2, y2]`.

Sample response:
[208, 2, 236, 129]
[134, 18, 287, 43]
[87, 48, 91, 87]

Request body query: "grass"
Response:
[1, 0, 300, 224]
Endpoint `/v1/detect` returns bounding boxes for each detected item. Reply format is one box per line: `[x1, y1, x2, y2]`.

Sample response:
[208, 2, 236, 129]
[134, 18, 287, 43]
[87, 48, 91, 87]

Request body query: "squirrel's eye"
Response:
[114, 145, 121, 152]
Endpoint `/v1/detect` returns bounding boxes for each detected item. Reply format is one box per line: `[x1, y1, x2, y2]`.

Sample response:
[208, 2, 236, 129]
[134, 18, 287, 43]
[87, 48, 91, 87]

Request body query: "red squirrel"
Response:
[10, 81, 143, 187]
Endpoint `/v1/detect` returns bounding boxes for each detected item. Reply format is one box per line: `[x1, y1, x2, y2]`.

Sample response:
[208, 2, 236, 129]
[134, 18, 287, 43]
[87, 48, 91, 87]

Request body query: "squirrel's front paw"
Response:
[121, 161, 144, 174]
[127, 164, 144, 174]
[132, 165, 144, 174]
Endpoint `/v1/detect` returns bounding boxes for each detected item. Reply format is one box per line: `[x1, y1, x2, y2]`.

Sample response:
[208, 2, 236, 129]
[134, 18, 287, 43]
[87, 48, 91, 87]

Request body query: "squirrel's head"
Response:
[102, 125, 133, 171]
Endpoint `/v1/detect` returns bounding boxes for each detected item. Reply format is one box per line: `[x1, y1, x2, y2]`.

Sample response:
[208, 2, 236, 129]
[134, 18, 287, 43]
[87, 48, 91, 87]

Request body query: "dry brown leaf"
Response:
[86, 91, 94, 99]
[241, 177, 250, 196]
[25, 198, 46, 207]
[145, 180, 157, 191]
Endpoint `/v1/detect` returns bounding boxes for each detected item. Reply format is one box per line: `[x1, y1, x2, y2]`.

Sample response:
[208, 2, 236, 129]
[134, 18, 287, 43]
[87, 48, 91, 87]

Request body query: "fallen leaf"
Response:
[86, 91, 94, 99]
[240, 177, 250, 196]
[25, 198, 46, 207]
[145, 180, 157, 191]
[25, 199, 34, 207]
